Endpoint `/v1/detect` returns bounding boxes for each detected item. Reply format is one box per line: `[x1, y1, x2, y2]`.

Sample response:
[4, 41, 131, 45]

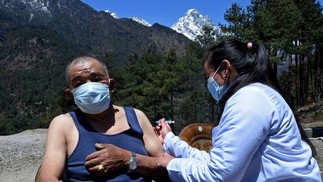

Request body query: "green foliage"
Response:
[220, 0, 323, 108]
[195, 26, 216, 48]
[108, 42, 213, 134]
[221, 3, 251, 40]
[2, 0, 322, 135]
[0, 22, 83, 135]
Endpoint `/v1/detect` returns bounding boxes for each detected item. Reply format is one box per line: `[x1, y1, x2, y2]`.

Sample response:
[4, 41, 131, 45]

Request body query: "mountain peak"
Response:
[131, 16, 151, 27]
[171, 9, 220, 41]
[185, 8, 198, 15]
[104, 10, 118, 19]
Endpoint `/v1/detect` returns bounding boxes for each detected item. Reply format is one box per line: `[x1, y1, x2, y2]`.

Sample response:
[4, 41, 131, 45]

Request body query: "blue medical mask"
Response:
[207, 66, 228, 101]
[72, 82, 110, 114]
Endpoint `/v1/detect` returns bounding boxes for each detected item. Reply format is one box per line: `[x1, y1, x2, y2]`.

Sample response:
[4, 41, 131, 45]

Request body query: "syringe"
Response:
[155, 120, 175, 124]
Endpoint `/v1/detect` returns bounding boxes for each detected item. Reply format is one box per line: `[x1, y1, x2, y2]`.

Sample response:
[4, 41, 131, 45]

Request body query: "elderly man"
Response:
[39, 56, 167, 181]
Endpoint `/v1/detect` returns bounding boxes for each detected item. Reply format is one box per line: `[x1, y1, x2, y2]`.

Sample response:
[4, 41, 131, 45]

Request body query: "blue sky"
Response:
[81, 0, 251, 26]
[81, 0, 323, 27]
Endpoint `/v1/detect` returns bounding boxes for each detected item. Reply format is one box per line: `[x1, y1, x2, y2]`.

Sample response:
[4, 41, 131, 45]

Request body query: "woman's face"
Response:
[204, 58, 213, 77]
[204, 58, 226, 87]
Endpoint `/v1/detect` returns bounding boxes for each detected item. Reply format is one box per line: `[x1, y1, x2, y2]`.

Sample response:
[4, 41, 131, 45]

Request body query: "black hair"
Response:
[205, 39, 277, 98]
[205, 39, 316, 157]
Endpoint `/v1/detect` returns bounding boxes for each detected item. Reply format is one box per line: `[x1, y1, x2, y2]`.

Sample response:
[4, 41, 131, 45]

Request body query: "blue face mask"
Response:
[72, 82, 110, 114]
[207, 66, 228, 101]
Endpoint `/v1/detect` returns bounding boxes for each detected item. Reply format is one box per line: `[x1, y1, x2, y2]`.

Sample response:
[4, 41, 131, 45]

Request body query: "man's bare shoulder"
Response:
[132, 108, 145, 117]
[132, 108, 154, 130]
[113, 105, 150, 126]
[48, 113, 74, 132]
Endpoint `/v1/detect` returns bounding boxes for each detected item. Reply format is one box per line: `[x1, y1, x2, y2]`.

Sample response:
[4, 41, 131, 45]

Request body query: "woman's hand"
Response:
[157, 153, 174, 168]
[154, 118, 172, 144]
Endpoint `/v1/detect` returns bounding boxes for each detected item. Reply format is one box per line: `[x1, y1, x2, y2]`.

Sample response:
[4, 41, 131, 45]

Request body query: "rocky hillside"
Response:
[0, 0, 193, 135]
[0, 0, 191, 63]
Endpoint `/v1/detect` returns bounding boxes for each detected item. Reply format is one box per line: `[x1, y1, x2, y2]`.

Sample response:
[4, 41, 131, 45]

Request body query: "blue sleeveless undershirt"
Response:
[67, 107, 150, 182]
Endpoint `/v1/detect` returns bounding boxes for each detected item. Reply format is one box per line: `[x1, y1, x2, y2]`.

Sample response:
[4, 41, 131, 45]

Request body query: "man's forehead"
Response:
[70, 59, 103, 72]
[67, 58, 107, 79]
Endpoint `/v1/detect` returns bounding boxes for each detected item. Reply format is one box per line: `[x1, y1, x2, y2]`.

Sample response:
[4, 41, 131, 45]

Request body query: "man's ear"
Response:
[109, 78, 115, 93]
[65, 88, 73, 100]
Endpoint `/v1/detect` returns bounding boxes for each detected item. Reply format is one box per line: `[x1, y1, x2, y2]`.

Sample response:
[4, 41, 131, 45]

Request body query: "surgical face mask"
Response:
[207, 65, 228, 101]
[72, 82, 110, 114]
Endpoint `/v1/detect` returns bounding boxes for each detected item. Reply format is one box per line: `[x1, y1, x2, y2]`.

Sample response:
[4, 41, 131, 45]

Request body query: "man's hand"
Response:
[85, 143, 172, 181]
[85, 143, 130, 176]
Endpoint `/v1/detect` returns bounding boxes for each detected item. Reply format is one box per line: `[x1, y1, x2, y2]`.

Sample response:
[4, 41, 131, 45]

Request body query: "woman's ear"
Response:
[221, 60, 231, 69]
[219, 60, 229, 78]
[220, 59, 236, 81]
[109, 78, 115, 93]
[221, 59, 238, 83]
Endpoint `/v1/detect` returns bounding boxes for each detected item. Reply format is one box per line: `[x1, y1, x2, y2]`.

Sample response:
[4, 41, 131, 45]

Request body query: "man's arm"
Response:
[39, 115, 69, 182]
[85, 144, 171, 181]
[134, 109, 164, 157]
[134, 110, 171, 180]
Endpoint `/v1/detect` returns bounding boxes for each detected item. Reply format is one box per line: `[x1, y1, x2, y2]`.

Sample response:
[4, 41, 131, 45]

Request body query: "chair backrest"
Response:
[178, 123, 214, 152]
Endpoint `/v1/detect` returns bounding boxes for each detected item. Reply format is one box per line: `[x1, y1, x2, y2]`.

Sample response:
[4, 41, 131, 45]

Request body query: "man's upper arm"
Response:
[135, 109, 164, 157]
[39, 114, 69, 181]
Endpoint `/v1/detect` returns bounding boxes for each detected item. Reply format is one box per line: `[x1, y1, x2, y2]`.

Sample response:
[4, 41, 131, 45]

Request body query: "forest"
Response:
[110, 0, 323, 133]
[0, 0, 322, 135]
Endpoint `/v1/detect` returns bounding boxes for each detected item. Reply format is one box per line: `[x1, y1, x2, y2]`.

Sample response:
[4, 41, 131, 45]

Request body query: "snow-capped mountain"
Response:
[171, 9, 221, 41]
[104, 10, 118, 19]
[131, 16, 151, 27]
[103, 10, 151, 27]
[103, 8, 221, 40]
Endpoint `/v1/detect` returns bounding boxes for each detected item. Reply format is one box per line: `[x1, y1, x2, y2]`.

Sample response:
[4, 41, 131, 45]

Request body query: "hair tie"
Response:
[247, 42, 253, 49]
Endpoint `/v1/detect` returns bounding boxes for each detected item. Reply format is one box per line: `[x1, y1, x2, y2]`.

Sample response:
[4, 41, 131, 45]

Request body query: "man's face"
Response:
[67, 58, 109, 90]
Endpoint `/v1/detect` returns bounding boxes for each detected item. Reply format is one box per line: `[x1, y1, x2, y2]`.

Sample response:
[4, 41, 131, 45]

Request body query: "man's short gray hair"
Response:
[65, 56, 109, 85]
